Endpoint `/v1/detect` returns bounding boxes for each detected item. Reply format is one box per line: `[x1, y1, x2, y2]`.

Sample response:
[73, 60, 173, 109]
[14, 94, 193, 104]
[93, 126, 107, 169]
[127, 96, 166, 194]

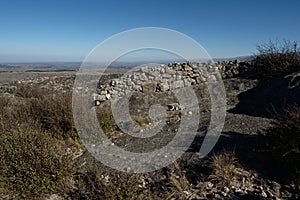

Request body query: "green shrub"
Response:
[0, 127, 74, 198]
[253, 40, 300, 79]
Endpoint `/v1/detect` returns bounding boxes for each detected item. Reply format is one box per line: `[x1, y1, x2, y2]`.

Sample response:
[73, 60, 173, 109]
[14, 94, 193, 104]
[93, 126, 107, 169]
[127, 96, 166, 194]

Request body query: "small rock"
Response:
[261, 190, 267, 198]
[214, 193, 222, 199]
[167, 103, 181, 111]
[158, 82, 169, 92]
[206, 182, 214, 189]
[47, 194, 63, 200]
[142, 82, 157, 94]
[110, 79, 118, 86]
[224, 186, 230, 193]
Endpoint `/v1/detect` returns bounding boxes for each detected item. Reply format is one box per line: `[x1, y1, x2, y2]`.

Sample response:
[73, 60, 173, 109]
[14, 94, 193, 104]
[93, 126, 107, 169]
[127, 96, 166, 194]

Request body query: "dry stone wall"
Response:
[94, 60, 251, 104]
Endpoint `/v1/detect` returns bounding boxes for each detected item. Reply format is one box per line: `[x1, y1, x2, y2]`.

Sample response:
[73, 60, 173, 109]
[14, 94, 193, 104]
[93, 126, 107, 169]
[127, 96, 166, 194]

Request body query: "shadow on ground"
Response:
[187, 131, 296, 184]
[229, 74, 300, 118]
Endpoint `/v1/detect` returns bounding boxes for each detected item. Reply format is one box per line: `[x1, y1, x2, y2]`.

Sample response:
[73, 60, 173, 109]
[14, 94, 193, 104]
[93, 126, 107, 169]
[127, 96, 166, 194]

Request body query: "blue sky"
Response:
[0, 0, 299, 62]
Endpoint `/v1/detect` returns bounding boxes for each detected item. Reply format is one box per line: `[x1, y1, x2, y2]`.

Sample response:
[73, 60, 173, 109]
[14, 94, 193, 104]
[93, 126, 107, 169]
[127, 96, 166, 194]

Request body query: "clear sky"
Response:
[0, 0, 299, 62]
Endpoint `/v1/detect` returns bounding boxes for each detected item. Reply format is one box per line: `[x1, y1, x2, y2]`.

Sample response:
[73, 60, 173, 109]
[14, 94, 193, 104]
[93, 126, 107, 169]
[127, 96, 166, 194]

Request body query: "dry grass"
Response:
[0, 86, 78, 199]
[132, 115, 151, 127]
[0, 127, 74, 198]
[0, 86, 76, 139]
[209, 149, 239, 187]
[71, 168, 143, 200]
[169, 162, 190, 192]
[95, 107, 116, 136]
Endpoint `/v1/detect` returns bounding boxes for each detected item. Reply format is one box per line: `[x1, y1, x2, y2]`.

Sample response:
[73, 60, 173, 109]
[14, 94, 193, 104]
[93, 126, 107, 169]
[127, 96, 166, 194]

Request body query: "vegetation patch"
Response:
[0, 128, 74, 198]
[252, 40, 300, 79]
[260, 105, 300, 183]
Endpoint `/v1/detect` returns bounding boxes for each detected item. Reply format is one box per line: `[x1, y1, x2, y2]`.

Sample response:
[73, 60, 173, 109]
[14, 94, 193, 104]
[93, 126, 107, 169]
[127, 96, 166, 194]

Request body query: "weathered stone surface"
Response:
[94, 60, 253, 104]
[98, 94, 107, 101]
[169, 80, 184, 90]
[158, 82, 169, 92]
[142, 82, 157, 94]
[93, 93, 106, 102]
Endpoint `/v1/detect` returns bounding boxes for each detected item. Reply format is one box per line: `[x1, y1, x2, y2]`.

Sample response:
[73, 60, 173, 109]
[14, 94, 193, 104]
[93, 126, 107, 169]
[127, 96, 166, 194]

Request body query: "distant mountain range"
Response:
[0, 55, 255, 71]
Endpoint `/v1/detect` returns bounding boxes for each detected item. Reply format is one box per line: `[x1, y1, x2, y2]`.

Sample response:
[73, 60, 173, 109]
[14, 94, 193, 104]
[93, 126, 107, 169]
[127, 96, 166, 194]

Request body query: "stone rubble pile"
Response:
[17, 76, 74, 93]
[0, 85, 17, 93]
[94, 60, 251, 104]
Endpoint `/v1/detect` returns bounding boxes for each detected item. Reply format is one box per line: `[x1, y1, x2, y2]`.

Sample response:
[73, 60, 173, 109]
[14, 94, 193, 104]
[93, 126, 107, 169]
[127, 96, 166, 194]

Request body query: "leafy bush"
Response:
[253, 40, 300, 79]
[0, 127, 74, 198]
[261, 105, 300, 182]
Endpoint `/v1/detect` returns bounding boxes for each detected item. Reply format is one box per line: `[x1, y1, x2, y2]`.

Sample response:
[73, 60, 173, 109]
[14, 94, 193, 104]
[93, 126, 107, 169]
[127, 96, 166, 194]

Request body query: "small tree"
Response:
[253, 39, 300, 79]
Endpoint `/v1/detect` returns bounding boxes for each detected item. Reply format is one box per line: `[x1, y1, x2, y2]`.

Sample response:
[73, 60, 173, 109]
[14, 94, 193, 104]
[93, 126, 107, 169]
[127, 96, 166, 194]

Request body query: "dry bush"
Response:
[0, 86, 76, 139]
[0, 127, 74, 198]
[169, 162, 190, 193]
[253, 40, 300, 79]
[167, 161, 195, 199]
[95, 107, 116, 136]
[0, 86, 79, 198]
[72, 169, 142, 200]
[29, 93, 75, 137]
[14, 85, 46, 99]
[261, 105, 300, 182]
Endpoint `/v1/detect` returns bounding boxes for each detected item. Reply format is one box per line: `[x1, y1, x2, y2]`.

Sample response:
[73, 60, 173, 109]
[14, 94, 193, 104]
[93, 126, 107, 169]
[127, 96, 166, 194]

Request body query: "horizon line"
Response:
[0, 54, 254, 64]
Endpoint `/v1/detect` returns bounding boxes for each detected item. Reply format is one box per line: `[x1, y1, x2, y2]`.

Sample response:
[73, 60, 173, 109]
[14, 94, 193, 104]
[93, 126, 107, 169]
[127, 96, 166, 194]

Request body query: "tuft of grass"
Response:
[73, 168, 142, 200]
[0, 127, 74, 198]
[132, 115, 151, 127]
[209, 149, 239, 187]
[168, 161, 192, 199]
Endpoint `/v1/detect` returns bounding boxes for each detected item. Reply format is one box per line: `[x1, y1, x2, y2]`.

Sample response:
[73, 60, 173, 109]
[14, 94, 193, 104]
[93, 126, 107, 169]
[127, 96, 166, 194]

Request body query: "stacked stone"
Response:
[93, 60, 251, 104]
[93, 62, 202, 104]
[215, 59, 252, 79]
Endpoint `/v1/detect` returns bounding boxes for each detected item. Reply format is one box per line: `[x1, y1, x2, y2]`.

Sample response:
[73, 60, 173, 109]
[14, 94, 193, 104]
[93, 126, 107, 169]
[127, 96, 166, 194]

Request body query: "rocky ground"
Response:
[1, 62, 299, 199]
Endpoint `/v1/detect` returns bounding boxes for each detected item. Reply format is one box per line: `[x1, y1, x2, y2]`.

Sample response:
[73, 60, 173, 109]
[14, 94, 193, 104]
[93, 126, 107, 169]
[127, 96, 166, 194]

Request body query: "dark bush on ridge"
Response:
[261, 105, 300, 182]
[252, 40, 300, 79]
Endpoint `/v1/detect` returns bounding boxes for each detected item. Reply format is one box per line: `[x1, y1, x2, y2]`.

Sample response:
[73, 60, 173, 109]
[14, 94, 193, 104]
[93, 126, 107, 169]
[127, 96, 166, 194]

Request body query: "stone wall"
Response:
[94, 60, 252, 104]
